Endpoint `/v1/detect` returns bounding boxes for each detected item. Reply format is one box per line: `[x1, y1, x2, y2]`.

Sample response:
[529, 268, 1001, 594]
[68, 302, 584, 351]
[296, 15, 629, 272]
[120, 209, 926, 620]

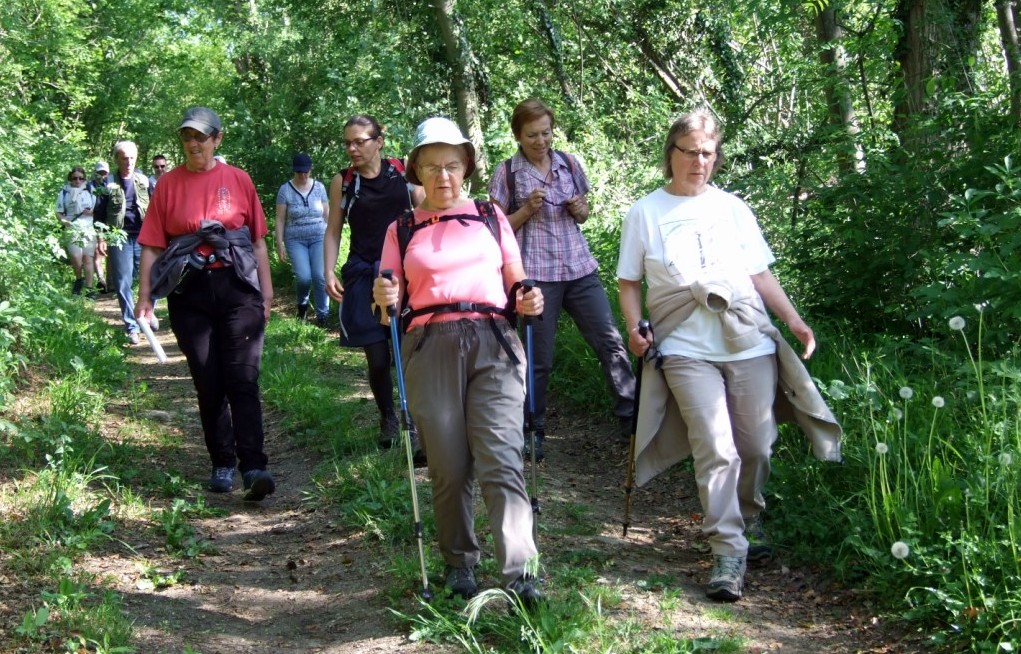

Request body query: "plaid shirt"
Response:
[489, 150, 597, 282]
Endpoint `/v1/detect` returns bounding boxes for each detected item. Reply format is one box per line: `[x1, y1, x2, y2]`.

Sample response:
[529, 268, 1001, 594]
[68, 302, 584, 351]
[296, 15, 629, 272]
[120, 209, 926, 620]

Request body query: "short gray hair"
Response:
[662, 109, 724, 180]
[113, 140, 138, 158]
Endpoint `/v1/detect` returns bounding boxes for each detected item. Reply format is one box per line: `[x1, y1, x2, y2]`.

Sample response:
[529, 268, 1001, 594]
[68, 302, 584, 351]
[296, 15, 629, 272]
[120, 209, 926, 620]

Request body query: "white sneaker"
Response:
[149, 316, 159, 331]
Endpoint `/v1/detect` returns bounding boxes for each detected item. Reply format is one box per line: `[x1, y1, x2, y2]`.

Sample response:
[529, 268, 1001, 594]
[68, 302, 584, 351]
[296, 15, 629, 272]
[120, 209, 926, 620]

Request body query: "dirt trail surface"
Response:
[12, 295, 921, 653]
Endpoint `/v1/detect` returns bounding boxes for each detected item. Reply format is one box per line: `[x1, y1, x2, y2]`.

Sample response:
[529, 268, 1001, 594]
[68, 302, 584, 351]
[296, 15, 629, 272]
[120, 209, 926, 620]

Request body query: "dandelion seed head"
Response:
[1000, 452, 1013, 466]
[893, 408, 903, 421]
[899, 386, 914, 400]
[948, 316, 966, 331]
[974, 301, 988, 313]
[932, 396, 945, 408]
[890, 541, 910, 560]
[875, 442, 889, 455]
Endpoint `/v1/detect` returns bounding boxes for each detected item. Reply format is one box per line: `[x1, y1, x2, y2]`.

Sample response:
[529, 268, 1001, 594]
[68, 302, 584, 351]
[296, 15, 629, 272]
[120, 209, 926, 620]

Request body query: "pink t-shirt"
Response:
[139, 162, 268, 249]
[380, 201, 521, 331]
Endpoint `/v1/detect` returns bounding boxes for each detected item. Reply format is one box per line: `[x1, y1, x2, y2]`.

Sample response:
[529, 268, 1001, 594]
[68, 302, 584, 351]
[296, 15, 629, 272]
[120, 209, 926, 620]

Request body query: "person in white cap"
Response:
[372, 116, 545, 607]
[135, 106, 276, 503]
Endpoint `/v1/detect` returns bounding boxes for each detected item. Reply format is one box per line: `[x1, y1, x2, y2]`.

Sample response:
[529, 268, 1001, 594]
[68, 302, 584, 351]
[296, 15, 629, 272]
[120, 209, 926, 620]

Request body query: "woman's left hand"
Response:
[789, 319, 816, 360]
[565, 195, 588, 222]
[517, 285, 544, 317]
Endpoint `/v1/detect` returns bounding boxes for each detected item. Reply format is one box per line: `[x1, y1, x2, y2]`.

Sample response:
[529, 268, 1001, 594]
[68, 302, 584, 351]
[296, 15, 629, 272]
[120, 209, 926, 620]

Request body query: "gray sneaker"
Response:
[744, 514, 773, 563]
[444, 565, 478, 599]
[706, 554, 746, 602]
[127, 331, 140, 345]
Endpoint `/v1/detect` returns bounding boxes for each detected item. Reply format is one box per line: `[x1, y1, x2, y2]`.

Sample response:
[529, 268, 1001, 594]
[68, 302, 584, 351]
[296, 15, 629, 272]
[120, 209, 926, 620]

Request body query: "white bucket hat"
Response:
[406, 117, 476, 185]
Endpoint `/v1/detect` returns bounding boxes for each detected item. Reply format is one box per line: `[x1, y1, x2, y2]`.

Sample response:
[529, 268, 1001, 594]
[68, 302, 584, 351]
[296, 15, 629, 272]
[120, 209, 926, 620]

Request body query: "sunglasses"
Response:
[154, 164, 167, 169]
[70, 176, 85, 181]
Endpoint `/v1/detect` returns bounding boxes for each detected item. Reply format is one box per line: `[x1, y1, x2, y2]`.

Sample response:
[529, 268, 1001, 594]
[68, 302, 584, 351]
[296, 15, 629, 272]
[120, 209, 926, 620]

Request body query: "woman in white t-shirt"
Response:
[617, 109, 816, 603]
[55, 166, 97, 296]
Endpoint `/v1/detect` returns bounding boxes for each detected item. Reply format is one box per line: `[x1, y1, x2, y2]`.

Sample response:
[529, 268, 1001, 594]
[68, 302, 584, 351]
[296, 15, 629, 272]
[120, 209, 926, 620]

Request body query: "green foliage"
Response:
[156, 498, 221, 558]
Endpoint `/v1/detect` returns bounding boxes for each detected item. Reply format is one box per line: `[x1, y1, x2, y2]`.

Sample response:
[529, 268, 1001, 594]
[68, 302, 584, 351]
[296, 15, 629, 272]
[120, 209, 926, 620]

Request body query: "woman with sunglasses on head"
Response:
[55, 166, 98, 296]
[489, 98, 635, 462]
[617, 109, 840, 602]
[135, 106, 277, 503]
[325, 115, 424, 450]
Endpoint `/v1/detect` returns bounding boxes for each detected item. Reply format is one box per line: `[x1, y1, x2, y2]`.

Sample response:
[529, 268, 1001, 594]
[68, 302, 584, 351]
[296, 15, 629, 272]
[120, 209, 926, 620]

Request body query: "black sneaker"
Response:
[296, 303, 308, 321]
[523, 429, 545, 463]
[506, 575, 544, 610]
[444, 565, 478, 599]
[379, 412, 399, 449]
[208, 466, 235, 493]
[242, 469, 275, 502]
[72, 278, 84, 295]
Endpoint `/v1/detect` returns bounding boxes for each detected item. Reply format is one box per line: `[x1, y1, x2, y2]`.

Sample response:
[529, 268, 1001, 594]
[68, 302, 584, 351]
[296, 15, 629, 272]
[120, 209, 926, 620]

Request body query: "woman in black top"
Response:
[325, 114, 424, 448]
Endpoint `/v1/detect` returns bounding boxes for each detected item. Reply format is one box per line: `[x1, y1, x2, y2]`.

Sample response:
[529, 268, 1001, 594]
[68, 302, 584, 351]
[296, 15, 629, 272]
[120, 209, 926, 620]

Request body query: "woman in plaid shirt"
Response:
[489, 98, 635, 462]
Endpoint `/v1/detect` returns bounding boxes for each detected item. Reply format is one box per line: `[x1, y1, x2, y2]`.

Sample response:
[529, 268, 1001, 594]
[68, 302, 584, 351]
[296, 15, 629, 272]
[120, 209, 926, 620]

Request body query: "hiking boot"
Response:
[242, 469, 276, 502]
[444, 565, 477, 599]
[618, 414, 634, 441]
[744, 514, 773, 564]
[379, 411, 399, 449]
[523, 429, 545, 463]
[208, 466, 235, 493]
[314, 314, 329, 329]
[706, 554, 746, 602]
[96, 279, 109, 294]
[506, 574, 544, 610]
[72, 278, 84, 295]
[296, 303, 308, 321]
[127, 331, 140, 345]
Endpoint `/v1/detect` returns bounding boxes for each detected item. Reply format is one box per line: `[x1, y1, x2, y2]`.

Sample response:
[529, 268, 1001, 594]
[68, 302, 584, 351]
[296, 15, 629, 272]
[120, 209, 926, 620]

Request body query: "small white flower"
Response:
[899, 386, 914, 400]
[974, 301, 988, 313]
[964, 487, 973, 499]
[948, 316, 966, 331]
[1000, 452, 1013, 466]
[932, 396, 945, 408]
[875, 442, 889, 455]
[893, 408, 904, 421]
[890, 541, 910, 560]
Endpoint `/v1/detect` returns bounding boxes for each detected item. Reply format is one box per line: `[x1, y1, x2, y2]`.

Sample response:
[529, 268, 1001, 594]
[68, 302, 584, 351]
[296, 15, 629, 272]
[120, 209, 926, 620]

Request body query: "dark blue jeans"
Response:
[168, 268, 268, 473]
[530, 272, 636, 427]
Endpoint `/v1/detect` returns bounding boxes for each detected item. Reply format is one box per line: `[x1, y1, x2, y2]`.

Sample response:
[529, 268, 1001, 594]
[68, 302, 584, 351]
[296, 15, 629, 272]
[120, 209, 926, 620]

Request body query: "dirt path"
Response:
[75, 295, 913, 653]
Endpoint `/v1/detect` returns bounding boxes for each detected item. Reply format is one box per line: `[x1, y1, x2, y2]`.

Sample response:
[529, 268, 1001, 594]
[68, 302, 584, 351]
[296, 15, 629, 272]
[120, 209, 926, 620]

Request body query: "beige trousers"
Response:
[660, 354, 778, 557]
[403, 318, 537, 586]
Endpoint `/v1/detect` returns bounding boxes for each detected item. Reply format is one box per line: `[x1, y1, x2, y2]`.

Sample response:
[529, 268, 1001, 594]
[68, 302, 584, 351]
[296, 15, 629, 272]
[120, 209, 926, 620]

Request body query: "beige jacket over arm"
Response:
[634, 279, 843, 487]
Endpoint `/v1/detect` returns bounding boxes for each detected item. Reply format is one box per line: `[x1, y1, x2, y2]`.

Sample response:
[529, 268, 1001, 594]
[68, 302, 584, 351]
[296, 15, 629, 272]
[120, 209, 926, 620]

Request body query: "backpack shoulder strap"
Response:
[504, 158, 516, 213]
[474, 200, 501, 246]
[340, 167, 360, 212]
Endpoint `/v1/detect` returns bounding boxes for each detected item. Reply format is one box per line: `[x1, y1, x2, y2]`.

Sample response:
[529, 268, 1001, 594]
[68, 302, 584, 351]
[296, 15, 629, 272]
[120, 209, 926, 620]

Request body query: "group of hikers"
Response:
[58, 100, 842, 607]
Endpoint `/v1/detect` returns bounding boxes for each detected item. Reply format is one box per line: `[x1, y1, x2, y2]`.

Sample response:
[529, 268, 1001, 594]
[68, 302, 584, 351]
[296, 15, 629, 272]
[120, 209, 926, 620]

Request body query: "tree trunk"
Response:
[997, 0, 1021, 126]
[891, 0, 934, 148]
[531, 0, 578, 107]
[431, 0, 489, 189]
[815, 5, 865, 172]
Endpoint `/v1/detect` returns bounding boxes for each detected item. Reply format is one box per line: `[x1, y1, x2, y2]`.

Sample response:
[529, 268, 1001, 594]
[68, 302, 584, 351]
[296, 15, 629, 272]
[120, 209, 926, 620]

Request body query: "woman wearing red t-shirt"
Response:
[136, 106, 276, 503]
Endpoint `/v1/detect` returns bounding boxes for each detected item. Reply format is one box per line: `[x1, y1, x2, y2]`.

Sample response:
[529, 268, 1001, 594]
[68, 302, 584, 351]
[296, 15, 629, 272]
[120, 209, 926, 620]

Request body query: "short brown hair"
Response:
[662, 109, 725, 180]
[511, 99, 555, 139]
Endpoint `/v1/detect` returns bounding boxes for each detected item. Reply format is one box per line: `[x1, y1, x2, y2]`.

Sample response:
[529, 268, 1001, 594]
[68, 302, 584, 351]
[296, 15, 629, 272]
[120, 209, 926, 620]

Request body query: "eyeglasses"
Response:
[69, 176, 85, 181]
[179, 131, 213, 144]
[345, 137, 378, 150]
[418, 162, 465, 177]
[672, 145, 717, 162]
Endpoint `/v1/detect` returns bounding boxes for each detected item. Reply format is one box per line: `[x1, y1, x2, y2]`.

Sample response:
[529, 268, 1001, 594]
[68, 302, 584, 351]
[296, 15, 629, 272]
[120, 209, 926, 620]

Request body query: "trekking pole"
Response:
[623, 319, 650, 538]
[381, 269, 433, 602]
[522, 279, 540, 544]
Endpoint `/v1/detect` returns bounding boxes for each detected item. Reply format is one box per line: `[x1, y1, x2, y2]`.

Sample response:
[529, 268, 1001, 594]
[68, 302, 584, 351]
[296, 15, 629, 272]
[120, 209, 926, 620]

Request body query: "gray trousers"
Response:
[403, 318, 538, 586]
[532, 272, 635, 427]
[660, 354, 778, 557]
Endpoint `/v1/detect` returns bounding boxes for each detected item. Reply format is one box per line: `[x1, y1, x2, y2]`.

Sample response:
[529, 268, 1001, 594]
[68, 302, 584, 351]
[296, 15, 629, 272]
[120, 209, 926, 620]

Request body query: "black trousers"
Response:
[168, 268, 268, 473]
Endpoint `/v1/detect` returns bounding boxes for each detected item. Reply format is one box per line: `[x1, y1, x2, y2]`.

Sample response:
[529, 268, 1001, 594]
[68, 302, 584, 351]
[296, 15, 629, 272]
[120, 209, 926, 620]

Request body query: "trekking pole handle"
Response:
[380, 269, 397, 318]
[637, 319, 650, 339]
[521, 279, 536, 319]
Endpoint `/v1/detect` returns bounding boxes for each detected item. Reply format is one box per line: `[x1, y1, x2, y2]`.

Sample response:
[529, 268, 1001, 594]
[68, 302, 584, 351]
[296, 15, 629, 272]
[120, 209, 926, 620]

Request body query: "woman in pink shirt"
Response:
[372, 117, 544, 607]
